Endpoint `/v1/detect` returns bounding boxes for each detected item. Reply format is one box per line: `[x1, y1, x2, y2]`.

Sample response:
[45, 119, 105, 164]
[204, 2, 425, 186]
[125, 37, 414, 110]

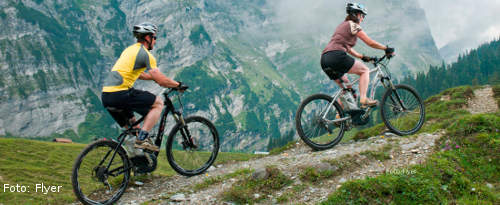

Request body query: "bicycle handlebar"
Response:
[371, 53, 394, 65]
[164, 85, 189, 96]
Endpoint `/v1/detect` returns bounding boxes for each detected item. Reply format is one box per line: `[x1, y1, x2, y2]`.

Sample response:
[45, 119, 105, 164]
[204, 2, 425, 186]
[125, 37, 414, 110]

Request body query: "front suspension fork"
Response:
[173, 112, 197, 149]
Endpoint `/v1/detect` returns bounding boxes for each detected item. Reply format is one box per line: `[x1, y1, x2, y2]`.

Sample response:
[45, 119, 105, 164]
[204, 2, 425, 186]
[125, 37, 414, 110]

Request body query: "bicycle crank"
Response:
[346, 109, 370, 126]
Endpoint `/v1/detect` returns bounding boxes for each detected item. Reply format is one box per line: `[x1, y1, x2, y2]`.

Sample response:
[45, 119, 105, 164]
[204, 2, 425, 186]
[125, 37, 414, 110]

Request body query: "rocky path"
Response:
[117, 131, 442, 205]
[466, 86, 498, 114]
[108, 85, 497, 205]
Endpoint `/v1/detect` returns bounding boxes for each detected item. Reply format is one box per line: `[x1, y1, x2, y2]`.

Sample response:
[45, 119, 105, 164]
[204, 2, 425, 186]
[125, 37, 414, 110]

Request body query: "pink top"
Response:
[322, 20, 362, 54]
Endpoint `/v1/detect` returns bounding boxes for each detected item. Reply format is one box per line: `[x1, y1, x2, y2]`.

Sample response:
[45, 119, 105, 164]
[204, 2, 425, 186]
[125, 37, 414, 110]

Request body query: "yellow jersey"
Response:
[102, 43, 158, 92]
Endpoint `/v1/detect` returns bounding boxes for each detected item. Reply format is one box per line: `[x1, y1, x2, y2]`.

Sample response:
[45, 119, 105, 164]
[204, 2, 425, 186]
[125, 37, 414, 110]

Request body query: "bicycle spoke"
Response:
[381, 85, 425, 135]
[73, 141, 129, 204]
[296, 94, 345, 150]
[167, 117, 218, 176]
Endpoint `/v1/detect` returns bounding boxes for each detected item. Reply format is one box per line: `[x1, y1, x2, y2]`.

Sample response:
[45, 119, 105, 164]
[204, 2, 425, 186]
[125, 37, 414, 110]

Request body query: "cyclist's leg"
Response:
[347, 60, 374, 104]
[126, 88, 161, 131]
[127, 89, 162, 151]
[142, 96, 164, 132]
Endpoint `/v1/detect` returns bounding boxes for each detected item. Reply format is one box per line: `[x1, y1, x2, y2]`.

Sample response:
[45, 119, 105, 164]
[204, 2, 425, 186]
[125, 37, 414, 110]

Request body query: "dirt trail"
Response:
[108, 86, 497, 205]
[466, 86, 498, 114]
[116, 131, 442, 205]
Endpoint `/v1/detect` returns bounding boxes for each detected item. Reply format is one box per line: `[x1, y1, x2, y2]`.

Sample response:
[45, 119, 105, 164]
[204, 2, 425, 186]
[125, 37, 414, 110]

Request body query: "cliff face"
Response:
[0, 0, 441, 151]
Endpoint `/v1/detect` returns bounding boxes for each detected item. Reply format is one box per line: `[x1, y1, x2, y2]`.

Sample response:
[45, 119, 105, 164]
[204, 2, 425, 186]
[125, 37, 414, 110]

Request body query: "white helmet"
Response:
[346, 3, 367, 16]
[133, 22, 158, 39]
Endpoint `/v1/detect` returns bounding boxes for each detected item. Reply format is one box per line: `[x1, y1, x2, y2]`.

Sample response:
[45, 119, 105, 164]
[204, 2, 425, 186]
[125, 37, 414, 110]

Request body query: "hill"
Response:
[0, 138, 256, 204]
[107, 85, 500, 204]
[0, 84, 497, 204]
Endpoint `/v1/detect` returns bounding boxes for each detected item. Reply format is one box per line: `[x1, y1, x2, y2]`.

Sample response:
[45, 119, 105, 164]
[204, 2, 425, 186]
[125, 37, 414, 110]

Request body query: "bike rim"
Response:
[299, 98, 343, 146]
[75, 144, 129, 204]
[169, 120, 217, 174]
[383, 88, 424, 134]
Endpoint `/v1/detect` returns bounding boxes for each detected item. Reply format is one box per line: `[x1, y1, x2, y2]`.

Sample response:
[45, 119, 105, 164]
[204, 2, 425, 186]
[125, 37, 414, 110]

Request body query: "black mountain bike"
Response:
[295, 54, 425, 150]
[71, 87, 219, 205]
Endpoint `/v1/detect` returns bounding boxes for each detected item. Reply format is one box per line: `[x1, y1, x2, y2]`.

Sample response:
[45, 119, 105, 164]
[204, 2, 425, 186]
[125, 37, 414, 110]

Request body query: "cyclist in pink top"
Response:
[321, 3, 394, 108]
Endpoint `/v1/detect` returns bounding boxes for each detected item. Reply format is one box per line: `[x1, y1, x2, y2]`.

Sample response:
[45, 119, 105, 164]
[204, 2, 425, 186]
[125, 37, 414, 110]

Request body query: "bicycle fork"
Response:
[173, 112, 197, 149]
[382, 78, 408, 111]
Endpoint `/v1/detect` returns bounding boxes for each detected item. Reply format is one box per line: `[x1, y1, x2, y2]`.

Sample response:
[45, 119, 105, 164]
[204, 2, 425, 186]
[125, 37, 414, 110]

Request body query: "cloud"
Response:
[418, 0, 500, 48]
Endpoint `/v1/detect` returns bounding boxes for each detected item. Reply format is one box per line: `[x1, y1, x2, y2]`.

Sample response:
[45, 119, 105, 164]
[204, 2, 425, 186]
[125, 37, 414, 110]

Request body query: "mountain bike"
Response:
[295, 54, 425, 150]
[71, 87, 220, 205]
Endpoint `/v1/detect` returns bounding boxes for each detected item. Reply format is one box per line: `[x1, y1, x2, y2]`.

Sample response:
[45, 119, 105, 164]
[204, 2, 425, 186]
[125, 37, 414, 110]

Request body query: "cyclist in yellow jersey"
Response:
[101, 22, 183, 152]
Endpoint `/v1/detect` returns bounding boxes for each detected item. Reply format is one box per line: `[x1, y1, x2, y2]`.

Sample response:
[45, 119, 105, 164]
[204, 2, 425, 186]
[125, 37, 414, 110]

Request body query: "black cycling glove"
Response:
[385, 46, 395, 55]
[175, 81, 189, 91]
[361, 55, 374, 62]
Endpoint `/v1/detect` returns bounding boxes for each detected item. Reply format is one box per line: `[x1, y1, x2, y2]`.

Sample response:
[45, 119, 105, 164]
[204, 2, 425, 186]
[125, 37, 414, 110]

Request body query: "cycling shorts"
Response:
[320, 50, 354, 80]
[101, 88, 156, 127]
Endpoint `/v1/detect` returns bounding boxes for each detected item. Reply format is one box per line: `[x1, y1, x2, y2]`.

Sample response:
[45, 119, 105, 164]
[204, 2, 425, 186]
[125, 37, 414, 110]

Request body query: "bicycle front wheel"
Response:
[72, 139, 130, 205]
[380, 84, 425, 135]
[295, 93, 345, 151]
[166, 116, 219, 176]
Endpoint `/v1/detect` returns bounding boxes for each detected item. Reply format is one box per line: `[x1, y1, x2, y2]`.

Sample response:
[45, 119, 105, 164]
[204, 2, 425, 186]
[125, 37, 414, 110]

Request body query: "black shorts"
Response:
[101, 88, 156, 127]
[320, 50, 355, 80]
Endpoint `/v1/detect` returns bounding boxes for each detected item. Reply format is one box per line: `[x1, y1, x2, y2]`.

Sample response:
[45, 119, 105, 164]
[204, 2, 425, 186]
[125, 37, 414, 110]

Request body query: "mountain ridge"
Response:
[0, 0, 441, 152]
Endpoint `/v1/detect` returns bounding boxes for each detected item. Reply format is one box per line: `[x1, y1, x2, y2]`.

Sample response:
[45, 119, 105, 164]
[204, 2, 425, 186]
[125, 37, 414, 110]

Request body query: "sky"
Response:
[418, 0, 500, 49]
[268, 0, 500, 62]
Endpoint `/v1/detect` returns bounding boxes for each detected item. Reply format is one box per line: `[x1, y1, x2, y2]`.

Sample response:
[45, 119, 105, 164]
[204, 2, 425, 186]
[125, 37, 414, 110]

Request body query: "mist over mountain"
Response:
[418, 0, 500, 63]
[0, 0, 441, 152]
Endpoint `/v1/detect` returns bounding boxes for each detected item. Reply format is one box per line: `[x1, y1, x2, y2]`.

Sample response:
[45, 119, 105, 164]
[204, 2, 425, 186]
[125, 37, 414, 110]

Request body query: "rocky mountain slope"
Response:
[114, 85, 499, 204]
[0, 0, 441, 151]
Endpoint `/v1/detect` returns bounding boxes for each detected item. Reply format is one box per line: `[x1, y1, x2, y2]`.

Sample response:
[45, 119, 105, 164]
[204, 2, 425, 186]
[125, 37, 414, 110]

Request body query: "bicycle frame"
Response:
[101, 89, 189, 176]
[322, 55, 395, 123]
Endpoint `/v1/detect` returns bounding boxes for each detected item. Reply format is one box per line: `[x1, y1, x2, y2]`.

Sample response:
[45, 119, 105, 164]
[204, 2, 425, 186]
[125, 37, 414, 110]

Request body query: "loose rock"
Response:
[251, 167, 270, 180]
[170, 193, 186, 201]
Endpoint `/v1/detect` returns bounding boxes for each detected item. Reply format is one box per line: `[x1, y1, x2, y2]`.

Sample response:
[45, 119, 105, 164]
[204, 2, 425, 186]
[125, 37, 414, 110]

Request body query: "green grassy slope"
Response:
[0, 138, 256, 204]
[322, 85, 500, 204]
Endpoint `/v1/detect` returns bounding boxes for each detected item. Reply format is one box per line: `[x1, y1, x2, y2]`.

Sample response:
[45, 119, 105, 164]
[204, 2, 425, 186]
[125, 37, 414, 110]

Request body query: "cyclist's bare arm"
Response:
[356, 30, 387, 50]
[139, 72, 153, 80]
[148, 68, 180, 88]
[347, 48, 363, 59]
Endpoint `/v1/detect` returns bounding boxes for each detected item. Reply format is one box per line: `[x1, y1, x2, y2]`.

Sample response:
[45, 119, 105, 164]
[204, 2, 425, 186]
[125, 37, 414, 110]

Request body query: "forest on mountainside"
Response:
[401, 38, 500, 99]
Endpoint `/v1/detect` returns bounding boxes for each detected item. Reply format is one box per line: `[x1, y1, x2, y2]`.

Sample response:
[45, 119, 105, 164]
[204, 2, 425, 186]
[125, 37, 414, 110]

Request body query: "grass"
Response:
[323, 114, 499, 204]
[359, 144, 393, 161]
[299, 166, 334, 183]
[269, 140, 297, 155]
[0, 138, 257, 204]
[321, 154, 365, 179]
[352, 85, 476, 141]
[221, 166, 293, 204]
[321, 85, 500, 204]
[0, 138, 85, 204]
[193, 168, 253, 191]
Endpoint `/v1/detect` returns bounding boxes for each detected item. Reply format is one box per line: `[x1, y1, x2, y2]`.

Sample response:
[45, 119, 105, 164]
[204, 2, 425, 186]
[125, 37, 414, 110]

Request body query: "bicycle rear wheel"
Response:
[72, 140, 130, 205]
[380, 84, 425, 135]
[295, 93, 345, 150]
[166, 116, 219, 176]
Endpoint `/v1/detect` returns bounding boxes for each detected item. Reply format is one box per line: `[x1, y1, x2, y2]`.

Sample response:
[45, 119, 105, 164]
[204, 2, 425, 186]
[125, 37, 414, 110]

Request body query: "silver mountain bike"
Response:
[295, 54, 425, 150]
